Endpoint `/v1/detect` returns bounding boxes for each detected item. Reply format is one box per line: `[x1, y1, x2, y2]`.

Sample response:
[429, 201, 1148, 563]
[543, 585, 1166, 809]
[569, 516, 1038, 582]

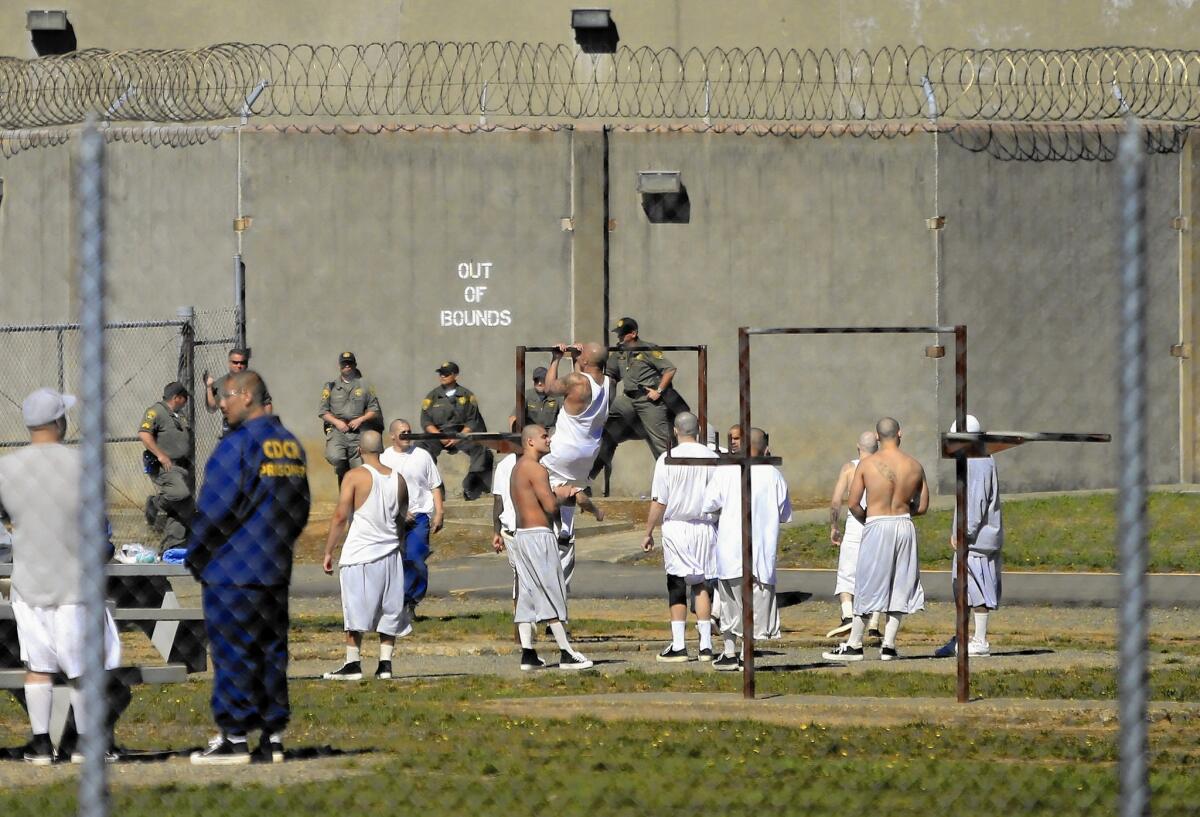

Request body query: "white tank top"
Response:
[845, 458, 868, 535]
[549, 372, 611, 457]
[340, 464, 402, 566]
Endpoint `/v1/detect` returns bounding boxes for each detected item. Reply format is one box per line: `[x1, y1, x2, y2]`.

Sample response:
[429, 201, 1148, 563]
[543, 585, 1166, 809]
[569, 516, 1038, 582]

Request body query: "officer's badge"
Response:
[547, 400, 556, 408]
[146, 409, 157, 419]
[457, 396, 467, 405]
[635, 353, 644, 361]
[140, 422, 152, 430]
[422, 398, 432, 410]
[469, 395, 477, 403]
[321, 388, 331, 399]
[354, 388, 363, 397]
[652, 350, 663, 359]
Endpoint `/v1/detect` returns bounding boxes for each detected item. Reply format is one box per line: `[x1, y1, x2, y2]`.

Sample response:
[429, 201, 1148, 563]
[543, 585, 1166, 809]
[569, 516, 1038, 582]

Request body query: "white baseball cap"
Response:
[22, 388, 76, 427]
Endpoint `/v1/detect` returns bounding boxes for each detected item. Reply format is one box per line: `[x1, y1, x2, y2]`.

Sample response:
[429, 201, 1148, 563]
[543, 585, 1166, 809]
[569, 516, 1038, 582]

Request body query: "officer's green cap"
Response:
[339, 351, 357, 367]
[436, 361, 460, 375]
[611, 317, 638, 334]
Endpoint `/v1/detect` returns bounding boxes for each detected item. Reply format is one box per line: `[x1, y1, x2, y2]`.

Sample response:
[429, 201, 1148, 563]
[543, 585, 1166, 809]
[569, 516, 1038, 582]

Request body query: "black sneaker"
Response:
[255, 734, 284, 763]
[520, 649, 545, 671]
[322, 660, 363, 681]
[698, 647, 714, 662]
[656, 644, 690, 663]
[558, 649, 593, 670]
[190, 734, 251, 766]
[23, 733, 53, 766]
[825, 617, 854, 638]
[712, 654, 740, 671]
[868, 628, 884, 641]
[822, 643, 865, 662]
[880, 646, 899, 661]
[375, 660, 393, 680]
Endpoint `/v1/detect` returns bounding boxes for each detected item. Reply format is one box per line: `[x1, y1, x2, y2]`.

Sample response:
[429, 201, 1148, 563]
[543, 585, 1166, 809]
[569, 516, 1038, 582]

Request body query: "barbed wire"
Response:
[2, 43, 1200, 129]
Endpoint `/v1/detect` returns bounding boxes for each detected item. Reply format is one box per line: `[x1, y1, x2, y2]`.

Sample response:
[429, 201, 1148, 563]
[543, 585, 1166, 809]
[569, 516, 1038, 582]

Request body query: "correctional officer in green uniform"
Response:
[419, 361, 493, 500]
[590, 317, 679, 479]
[508, 366, 560, 431]
[138, 381, 194, 553]
[319, 351, 383, 486]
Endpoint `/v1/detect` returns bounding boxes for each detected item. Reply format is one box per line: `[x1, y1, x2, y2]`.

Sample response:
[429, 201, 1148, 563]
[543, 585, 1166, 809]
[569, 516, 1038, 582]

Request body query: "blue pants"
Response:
[201, 584, 290, 736]
[404, 513, 431, 607]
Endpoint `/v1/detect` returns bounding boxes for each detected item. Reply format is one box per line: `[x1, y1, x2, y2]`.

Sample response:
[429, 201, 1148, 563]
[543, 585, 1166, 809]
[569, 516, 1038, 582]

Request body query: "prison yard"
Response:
[3, 491, 1200, 814]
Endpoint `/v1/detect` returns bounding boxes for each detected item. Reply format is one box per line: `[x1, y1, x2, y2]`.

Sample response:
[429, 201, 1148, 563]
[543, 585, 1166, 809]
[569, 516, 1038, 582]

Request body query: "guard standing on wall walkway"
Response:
[590, 317, 684, 480]
[508, 366, 560, 431]
[418, 361, 493, 501]
[319, 351, 382, 487]
[138, 381, 193, 553]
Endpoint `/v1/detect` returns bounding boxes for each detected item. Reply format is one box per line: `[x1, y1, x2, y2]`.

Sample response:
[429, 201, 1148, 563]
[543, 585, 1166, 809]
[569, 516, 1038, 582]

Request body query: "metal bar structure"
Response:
[178, 308, 197, 474]
[76, 118, 110, 817]
[515, 344, 709, 434]
[0, 319, 189, 333]
[953, 325, 969, 701]
[1117, 118, 1150, 817]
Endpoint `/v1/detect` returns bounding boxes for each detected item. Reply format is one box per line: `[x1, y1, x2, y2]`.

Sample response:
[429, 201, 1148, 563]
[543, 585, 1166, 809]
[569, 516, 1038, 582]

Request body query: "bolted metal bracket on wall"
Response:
[1172, 216, 1189, 231]
[560, 217, 575, 232]
[1171, 343, 1191, 359]
[233, 216, 253, 233]
[924, 345, 946, 358]
[926, 216, 946, 230]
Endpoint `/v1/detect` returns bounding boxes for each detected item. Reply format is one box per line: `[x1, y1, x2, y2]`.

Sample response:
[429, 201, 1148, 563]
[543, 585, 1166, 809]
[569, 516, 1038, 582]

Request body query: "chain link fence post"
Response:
[76, 117, 110, 817]
[1117, 117, 1150, 817]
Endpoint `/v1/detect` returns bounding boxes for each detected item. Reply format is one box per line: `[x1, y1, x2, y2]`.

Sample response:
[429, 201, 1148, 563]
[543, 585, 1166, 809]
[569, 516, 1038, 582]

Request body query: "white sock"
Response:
[227, 733, 247, 744]
[840, 598, 854, 620]
[68, 683, 86, 735]
[848, 615, 868, 649]
[670, 621, 686, 650]
[883, 613, 904, 648]
[518, 622, 534, 649]
[696, 620, 713, 651]
[345, 645, 361, 664]
[559, 505, 575, 539]
[380, 643, 394, 662]
[868, 611, 882, 631]
[548, 621, 572, 651]
[723, 636, 737, 658]
[973, 611, 989, 644]
[25, 683, 52, 735]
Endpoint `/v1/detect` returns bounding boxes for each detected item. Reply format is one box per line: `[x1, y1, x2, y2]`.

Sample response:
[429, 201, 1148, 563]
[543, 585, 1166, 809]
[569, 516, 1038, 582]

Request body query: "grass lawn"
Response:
[2, 668, 1198, 816]
[779, 492, 1200, 572]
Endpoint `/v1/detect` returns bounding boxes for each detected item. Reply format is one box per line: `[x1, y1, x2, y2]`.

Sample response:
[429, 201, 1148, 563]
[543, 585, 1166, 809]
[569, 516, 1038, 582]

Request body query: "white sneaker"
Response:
[967, 639, 990, 657]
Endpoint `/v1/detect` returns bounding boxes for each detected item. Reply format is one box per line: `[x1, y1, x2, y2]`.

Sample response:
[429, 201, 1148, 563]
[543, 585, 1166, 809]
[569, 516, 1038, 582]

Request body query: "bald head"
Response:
[582, 342, 607, 367]
[673, 411, 699, 440]
[749, 427, 768, 456]
[227, 370, 267, 406]
[876, 417, 900, 441]
[857, 431, 879, 454]
[359, 430, 384, 455]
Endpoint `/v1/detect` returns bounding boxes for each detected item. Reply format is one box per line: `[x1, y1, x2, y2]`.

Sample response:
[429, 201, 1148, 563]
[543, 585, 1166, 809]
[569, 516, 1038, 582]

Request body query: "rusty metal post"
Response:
[953, 324, 970, 703]
[697, 344, 708, 439]
[515, 345, 527, 430]
[737, 327, 755, 699]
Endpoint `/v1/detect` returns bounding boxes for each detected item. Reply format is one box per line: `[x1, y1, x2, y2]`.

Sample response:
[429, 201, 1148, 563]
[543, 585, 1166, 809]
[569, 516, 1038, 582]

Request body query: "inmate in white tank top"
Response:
[548, 373, 611, 460]
[340, 464, 402, 566]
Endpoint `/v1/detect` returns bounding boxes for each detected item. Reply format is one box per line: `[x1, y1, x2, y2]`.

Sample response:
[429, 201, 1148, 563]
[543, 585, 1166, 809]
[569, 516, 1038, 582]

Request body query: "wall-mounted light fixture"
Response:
[571, 8, 618, 54]
[26, 9, 75, 55]
[637, 170, 682, 195]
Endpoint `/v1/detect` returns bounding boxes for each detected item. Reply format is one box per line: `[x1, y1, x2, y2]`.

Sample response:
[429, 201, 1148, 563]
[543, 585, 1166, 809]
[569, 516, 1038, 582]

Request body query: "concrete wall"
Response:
[3, 0, 1199, 56]
[0, 127, 1188, 501]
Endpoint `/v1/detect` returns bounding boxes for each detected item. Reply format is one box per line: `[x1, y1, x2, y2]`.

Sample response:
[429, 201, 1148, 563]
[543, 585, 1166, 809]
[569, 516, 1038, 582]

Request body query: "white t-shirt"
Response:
[340, 465, 402, 566]
[0, 444, 85, 606]
[651, 441, 717, 522]
[702, 464, 793, 585]
[380, 445, 443, 516]
[491, 453, 518, 532]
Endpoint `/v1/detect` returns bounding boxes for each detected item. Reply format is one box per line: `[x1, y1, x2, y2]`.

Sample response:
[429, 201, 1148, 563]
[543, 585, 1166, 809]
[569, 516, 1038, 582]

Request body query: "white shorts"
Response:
[339, 548, 410, 636]
[834, 519, 864, 597]
[716, 578, 780, 640]
[662, 519, 716, 580]
[952, 551, 1002, 610]
[11, 588, 121, 678]
[543, 442, 598, 488]
[853, 514, 925, 616]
